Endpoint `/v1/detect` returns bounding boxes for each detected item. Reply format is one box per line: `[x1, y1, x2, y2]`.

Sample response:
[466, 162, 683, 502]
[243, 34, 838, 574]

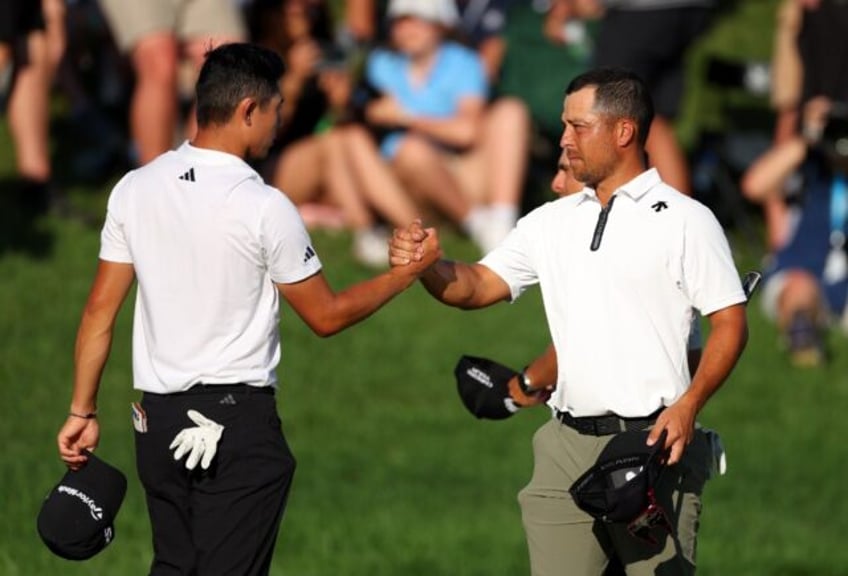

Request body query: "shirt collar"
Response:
[575, 168, 662, 205]
[178, 141, 254, 170]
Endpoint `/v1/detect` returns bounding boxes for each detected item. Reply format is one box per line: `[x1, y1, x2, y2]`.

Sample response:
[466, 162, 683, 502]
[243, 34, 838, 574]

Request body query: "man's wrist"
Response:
[518, 367, 538, 396]
[69, 405, 98, 419]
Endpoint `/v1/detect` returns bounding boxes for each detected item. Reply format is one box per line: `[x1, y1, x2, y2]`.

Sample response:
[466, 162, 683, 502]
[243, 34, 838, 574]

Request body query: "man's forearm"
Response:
[420, 259, 512, 309]
[420, 260, 484, 309]
[316, 269, 420, 336]
[524, 344, 558, 391]
[683, 304, 748, 413]
[71, 313, 114, 414]
[68, 260, 135, 415]
[406, 115, 481, 150]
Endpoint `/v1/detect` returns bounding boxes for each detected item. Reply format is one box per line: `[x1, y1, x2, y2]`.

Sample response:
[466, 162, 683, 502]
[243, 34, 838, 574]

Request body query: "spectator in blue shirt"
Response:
[364, 0, 524, 254]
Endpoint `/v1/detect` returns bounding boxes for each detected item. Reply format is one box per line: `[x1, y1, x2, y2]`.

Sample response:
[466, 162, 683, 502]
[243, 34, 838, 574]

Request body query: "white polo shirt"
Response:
[100, 142, 322, 394]
[481, 169, 745, 417]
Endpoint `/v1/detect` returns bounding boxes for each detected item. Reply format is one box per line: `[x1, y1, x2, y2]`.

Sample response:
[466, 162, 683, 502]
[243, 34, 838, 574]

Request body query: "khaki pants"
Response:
[518, 419, 712, 576]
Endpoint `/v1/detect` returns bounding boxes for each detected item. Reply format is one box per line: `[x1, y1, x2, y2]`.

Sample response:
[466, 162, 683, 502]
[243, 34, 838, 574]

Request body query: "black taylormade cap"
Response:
[569, 430, 669, 524]
[454, 355, 522, 420]
[37, 451, 127, 561]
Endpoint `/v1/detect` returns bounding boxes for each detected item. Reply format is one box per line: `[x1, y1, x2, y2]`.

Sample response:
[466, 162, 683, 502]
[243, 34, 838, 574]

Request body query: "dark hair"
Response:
[566, 68, 654, 147]
[195, 43, 286, 127]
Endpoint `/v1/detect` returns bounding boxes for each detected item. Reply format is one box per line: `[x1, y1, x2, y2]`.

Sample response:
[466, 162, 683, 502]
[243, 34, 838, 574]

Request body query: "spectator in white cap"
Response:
[386, 0, 460, 26]
[362, 0, 526, 255]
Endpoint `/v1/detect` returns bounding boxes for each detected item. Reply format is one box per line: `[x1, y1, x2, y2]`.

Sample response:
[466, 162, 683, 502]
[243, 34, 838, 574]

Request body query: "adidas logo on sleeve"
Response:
[178, 168, 196, 182]
[303, 246, 316, 263]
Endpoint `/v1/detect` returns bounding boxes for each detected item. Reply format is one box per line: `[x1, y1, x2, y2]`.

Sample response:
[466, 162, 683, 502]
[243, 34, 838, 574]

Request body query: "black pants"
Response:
[135, 386, 296, 576]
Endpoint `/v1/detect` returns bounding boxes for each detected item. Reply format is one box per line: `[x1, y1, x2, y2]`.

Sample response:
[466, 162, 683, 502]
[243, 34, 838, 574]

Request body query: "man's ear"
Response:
[238, 98, 258, 127]
[616, 119, 637, 148]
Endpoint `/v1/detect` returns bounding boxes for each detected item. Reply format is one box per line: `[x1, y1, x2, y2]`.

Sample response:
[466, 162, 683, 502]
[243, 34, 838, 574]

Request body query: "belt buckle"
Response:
[594, 416, 620, 435]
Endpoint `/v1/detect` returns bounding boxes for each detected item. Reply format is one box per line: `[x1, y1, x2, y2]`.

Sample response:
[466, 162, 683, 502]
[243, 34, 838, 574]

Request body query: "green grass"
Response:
[3, 176, 848, 576]
[5, 3, 848, 572]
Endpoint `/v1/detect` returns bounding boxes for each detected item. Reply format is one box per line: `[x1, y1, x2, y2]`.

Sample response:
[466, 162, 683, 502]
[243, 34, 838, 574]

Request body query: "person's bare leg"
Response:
[764, 107, 800, 250]
[340, 125, 418, 227]
[321, 128, 393, 267]
[42, 0, 66, 77]
[0, 44, 10, 101]
[392, 135, 471, 224]
[8, 31, 51, 182]
[646, 116, 690, 195]
[481, 97, 529, 207]
[344, 0, 376, 43]
[777, 269, 826, 365]
[272, 137, 326, 205]
[450, 147, 485, 202]
[0, 44, 10, 71]
[131, 33, 179, 165]
[777, 270, 822, 329]
[321, 129, 374, 230]
[393, 135, 498, 252]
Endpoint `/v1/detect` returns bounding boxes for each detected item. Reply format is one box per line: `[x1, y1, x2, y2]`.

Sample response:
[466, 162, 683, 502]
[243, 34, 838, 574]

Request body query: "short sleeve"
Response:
[99, 172, 134, 264]
[479, 216, 539, 301]
[446, 45, 487, 100]
[259, 189, 322, 284]
[365, 49, 395, 93]
[682, 205, 746, 315]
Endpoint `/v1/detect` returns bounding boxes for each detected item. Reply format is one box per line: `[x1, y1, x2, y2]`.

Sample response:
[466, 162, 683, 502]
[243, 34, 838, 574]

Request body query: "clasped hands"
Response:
[389, 219, 442, 270]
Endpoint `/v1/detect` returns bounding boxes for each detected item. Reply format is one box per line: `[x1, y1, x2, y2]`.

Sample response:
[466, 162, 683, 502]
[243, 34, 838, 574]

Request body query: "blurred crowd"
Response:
[1, 0, 847, 364]
[2, 0, 537, 266]
[738, 0, 848, 367]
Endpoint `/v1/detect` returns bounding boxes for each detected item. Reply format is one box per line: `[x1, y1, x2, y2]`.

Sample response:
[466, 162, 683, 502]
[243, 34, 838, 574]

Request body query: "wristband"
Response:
[518, 368, 538, 396]
[69, 411, 97, 420]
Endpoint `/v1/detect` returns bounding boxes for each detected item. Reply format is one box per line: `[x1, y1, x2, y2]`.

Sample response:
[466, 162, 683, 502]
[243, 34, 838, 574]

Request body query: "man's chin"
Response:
[571, 169, 591, 186]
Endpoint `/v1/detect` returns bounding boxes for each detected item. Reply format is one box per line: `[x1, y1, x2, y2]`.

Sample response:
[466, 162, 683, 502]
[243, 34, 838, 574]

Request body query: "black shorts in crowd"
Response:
[0, 0, 46, 67]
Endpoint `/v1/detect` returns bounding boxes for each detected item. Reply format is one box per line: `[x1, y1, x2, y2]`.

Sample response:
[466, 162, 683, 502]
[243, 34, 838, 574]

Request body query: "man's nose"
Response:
[551, 175, 564, 195]
[560, 126, 574, 148]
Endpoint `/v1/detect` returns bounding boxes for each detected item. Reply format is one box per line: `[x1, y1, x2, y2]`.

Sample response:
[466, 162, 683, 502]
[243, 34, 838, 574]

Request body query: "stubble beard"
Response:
[573, 163, 607, 190]
[573, 149, 617, 190]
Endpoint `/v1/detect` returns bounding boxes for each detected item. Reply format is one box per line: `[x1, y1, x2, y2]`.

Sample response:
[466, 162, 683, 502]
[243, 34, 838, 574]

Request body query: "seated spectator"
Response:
[363, 0, 524, 254]
[760, 0, 805, 251]
[741, 96, 848, 366]
[454, 0, 532, 237]
[756, 0, 848, 251]
[250, 0, 419, 267]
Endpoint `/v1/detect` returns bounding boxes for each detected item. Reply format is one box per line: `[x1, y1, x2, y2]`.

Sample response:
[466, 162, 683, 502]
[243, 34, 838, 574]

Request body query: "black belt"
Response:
[555, 408, 663, 436]
[170, 384, 274, 396]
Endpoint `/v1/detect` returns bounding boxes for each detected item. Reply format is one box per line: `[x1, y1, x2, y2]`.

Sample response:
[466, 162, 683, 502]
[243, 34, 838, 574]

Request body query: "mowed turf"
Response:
[3, 168, 848, 576]
[4, 3, 848, 571]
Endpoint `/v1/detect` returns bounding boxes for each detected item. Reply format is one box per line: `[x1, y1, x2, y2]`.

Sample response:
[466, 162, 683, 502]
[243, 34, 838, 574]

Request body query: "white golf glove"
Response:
[169, 410, 225, 470]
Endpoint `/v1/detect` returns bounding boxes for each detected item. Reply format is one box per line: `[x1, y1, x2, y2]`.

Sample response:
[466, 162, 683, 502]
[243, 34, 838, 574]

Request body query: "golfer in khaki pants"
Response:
[519, 419, 712, 575]
[388, 68, 748, 575]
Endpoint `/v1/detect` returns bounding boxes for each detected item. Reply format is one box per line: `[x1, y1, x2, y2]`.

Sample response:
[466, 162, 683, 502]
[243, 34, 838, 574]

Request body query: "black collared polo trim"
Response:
[590, 194, 617, 251]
